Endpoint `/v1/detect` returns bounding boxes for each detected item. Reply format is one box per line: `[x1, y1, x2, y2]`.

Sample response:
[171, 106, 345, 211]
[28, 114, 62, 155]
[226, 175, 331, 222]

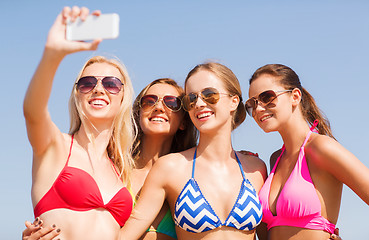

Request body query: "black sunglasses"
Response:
[140, 94, 182, 112]
[182, 87, 232, 111]
[245, 89, 292, 117]
[76, 76, 123, 94]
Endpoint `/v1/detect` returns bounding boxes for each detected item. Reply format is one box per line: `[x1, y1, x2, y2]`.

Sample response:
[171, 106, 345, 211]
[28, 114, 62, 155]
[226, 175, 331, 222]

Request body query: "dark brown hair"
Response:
[249, 64, 334, 138]
[132, 78, 198, 161]
[249, 64, 334, 139]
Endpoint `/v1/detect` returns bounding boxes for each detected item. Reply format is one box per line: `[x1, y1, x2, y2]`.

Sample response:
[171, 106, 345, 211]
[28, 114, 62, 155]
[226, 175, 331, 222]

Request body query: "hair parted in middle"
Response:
[68, 55, 136, 187]
[132, 78, 198, 162]
[185, 62, 246, 130]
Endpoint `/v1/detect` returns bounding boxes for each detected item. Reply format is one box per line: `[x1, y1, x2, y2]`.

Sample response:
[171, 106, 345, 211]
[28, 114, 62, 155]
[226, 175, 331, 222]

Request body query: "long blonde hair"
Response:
[68, 56, 136, 187]
[132, 78, 197, 161]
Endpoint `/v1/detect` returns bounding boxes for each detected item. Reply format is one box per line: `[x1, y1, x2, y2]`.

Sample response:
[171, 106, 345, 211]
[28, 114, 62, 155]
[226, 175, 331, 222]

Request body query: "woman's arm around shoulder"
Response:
[119, 151, 190, 240]
[22, 218, 60, 240]
[306, 134, 369, 205]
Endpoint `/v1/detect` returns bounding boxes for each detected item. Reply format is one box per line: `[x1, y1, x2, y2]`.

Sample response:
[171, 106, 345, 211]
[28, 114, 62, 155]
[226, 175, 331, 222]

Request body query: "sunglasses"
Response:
[139, 94, 182, 112]
[245, 89, 292, 116]
[182, 87, 232, 111]
[76, 76, 123, 94]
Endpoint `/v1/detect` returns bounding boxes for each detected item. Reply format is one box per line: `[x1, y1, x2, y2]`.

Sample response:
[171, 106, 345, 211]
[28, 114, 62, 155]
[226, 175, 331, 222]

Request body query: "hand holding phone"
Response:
[66, 13, 120, 41]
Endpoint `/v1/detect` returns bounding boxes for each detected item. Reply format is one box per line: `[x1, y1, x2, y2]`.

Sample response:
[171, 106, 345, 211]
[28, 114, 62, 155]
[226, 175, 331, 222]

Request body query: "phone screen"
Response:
[66, 13, 119, 41]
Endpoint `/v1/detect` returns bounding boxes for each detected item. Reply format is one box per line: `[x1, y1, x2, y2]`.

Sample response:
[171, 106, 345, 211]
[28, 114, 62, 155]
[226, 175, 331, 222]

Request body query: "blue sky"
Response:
[1, 1, 368, 239]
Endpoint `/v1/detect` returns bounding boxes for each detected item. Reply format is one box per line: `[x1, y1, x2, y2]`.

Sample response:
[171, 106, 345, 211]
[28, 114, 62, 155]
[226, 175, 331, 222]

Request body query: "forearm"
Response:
[23, 48, 65, 123]
[118, 212, 152, 240]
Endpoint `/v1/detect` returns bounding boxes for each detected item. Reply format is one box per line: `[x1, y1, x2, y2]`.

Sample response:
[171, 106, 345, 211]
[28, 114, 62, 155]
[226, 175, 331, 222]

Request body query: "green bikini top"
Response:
[146, 209, 177, 239]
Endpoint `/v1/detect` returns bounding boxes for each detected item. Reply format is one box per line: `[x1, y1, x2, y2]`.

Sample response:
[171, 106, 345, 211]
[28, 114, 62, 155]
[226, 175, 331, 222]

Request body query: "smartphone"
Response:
[66, 13, 119, 41]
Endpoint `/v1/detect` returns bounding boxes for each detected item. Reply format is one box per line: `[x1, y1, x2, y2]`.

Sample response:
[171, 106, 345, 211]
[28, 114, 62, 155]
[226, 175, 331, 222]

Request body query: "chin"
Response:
[258, 122, 276, 133]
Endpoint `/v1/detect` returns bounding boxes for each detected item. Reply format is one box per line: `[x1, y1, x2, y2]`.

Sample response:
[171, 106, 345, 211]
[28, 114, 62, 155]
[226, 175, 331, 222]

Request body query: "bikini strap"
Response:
[234, 151, 247, 180]
[65, 134, 74, 167]
[191, 149, 197, 178]
[192, 149, 246, 180]
[108, 157, 122, 181]
[302, 120, 319, 147]
[271, 145, 285, 174]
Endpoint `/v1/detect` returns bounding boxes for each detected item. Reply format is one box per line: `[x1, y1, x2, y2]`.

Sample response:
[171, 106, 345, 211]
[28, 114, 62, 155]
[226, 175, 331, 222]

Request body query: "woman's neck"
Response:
[196, 125, 233, 163]
[279, 116, 312, 156]
[74, 125, 111, 159]
[136, 134, 174, 169]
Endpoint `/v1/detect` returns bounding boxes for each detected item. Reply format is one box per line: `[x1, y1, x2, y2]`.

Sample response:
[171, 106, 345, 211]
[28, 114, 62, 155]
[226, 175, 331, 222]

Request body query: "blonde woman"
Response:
[23, 6, 135, 240]
[119, 62, 267, 240]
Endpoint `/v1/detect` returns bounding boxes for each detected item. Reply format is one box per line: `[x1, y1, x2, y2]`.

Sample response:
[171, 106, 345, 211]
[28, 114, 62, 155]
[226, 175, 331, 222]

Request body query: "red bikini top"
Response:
[33, 135, 133, 227]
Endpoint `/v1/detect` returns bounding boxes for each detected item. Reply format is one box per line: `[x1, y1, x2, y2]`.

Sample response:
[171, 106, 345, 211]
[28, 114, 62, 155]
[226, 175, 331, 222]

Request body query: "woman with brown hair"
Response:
[246, 63, 369, 239]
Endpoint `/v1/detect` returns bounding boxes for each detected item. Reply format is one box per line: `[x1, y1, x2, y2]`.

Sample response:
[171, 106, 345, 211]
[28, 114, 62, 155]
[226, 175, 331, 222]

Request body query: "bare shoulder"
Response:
[34, 132, 71, 166]
[236, 150, 267, 191]
[145, 148, 195, 191]
[307, 133, 337, 150]
[152, 147, 196, 174]
[305, 133, 342, 167]
[236, 150, 267, 179]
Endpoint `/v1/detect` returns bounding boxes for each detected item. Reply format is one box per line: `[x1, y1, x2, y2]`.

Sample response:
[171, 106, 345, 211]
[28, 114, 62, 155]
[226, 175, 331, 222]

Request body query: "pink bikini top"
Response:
[258, 121, 336, 234]
[34, 135, 133, 227]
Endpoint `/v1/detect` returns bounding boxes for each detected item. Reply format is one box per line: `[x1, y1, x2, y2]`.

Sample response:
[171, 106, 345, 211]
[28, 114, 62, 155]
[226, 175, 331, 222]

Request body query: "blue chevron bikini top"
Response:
[174, 149, 263, 233]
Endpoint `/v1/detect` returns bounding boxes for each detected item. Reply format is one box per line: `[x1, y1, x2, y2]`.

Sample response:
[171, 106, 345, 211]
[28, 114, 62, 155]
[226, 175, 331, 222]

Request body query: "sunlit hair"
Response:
[249, 64, 335, 139]
[185, 62, 246, 130]
[132, 78, 197, 161]
[68, 56, 136, 187]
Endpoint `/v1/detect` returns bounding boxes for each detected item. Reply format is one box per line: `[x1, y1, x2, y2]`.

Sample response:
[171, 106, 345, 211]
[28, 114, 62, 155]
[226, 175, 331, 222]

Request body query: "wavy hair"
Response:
[68, 56, 136, 187]
[132, 78, 197, 161]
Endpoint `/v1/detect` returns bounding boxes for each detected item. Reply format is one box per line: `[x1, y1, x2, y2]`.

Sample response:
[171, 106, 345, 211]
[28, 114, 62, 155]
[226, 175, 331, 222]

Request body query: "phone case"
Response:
[66, 13, 119, 41]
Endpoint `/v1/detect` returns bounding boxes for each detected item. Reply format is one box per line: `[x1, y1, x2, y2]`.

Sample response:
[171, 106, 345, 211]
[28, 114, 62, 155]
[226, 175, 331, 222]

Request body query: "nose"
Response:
[253, 101, 267, 116]
[194, 95, 206, 109]
[93, 79, 105, 94]
[153, 98, 165, 112]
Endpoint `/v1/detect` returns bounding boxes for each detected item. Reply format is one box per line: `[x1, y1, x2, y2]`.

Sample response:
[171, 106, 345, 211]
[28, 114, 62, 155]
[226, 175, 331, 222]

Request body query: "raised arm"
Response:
[23, 6, 101, 157]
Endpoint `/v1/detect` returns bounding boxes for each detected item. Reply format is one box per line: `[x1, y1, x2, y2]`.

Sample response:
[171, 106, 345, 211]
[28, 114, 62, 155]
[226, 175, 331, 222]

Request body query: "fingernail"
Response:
[56, 228, 61, 233]
[52, 224, 56, 228]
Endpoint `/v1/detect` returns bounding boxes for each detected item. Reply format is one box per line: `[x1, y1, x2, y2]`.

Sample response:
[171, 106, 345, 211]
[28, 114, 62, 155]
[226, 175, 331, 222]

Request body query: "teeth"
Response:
[151, 117, 166, 122]
[197, 112, 212, 119]
[90, 99, 106, 106]
[261, 115, 272, 122]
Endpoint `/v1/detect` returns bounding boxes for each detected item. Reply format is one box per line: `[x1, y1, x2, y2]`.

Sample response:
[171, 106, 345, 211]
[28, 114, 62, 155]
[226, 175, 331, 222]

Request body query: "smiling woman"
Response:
[22, 6, 135, 240]
[247, 63, 369, 240]
[130, 78, 197, 240]
[117, 62, 267, 240]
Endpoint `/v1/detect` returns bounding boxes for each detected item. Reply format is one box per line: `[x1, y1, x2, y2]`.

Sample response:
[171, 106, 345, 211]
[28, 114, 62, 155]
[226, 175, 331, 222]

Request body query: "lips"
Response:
[260, 114, 272, 122]
[196, 111, 213, 120]
[89, 98, 109, 107]
[149, 116, 168, 122]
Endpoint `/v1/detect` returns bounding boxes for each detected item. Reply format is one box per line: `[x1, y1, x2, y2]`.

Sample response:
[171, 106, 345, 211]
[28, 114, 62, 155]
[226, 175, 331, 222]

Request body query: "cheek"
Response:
[170, 113, 185, 128]
[138, 112, 151, 132]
